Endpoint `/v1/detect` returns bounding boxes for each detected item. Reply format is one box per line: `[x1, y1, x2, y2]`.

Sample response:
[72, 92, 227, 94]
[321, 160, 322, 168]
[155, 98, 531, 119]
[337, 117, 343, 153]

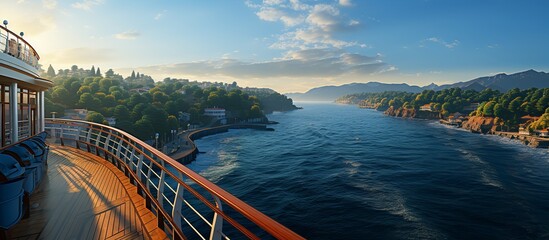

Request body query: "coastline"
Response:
[169, 124, 275, 164]
[357, 105, 549, 150]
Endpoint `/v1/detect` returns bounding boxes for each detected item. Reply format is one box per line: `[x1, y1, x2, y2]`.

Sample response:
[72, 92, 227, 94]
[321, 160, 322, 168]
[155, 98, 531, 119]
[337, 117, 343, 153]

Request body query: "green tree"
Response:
[99, 79, 113, 93]
[482, 101, 496, 117]
[113, 105, 131, 120]
[493, 103, 505, 118]
[86, 111, 106, 124]
[249, 104, 263, 118]
[51, 87, 70, 104]
[46, 64, 56, 78]
[133, 118, 154, 139]
[89, 82, 100, 93]
[103, 95, 117, 108]
[167, 115, 179, 131]
[153, 91, 169, 104]
[77, 86, 91, 95]
[508, 97, 522, 114]
[536, 96, 549, 115]
[105, 69, 114, 77]
[79, 93, 99, 110]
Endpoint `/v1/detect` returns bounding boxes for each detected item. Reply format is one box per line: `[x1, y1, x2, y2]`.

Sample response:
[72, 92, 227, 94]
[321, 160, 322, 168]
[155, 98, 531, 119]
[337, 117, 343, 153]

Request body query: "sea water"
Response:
[188, 102, 549, 240]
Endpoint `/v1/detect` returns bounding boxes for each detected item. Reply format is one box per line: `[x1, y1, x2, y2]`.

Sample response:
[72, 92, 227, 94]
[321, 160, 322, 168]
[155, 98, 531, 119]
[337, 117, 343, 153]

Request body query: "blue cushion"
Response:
[20, 141, 45, 162]
[0, 154, 25, 181]
[36, 131, 48, 140]
[4, 145, 34, 163]
[0, 188, 24, 229]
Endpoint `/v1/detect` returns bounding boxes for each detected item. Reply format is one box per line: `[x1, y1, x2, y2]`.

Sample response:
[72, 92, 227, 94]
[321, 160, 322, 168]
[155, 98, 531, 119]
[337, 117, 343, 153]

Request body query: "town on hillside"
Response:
[43, 65, 299, 148]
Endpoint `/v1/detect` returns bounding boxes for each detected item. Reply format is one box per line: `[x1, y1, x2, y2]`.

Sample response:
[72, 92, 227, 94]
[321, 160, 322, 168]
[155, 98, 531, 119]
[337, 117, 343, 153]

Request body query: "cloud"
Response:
[424, 37, 460, 48]
[154, 10, 167, 20]
[114, 31, 140, 40]
[263, 0, 285, 5]
[339, 0, 353, 7]
[248, 1, 362, 50]
[72, 0, 105, 10]
[43, 47, 113, 65]
[256, 7, 304, 26]
[42, 0, 57, 9]
[306, 4, 340, 31]
[128, 49, 389, 80]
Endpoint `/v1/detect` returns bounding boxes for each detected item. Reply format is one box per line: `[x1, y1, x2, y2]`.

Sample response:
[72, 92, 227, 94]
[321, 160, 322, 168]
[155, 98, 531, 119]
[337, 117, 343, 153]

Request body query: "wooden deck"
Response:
[9, 146, 168, 240]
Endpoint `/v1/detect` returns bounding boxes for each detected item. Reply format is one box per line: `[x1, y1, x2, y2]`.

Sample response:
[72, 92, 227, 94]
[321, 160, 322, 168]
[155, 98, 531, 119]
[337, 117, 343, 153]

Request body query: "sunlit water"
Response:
[187, 102, 549, 240]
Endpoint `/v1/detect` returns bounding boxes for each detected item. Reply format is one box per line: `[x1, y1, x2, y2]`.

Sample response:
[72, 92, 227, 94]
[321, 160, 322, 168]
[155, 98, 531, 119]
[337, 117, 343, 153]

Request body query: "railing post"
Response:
[172, 179, 184, 228]
[9, 82, 18, 143]
[209, 196, 223, 240]
[95, 127, 102, 156]
[157, 170, 165, 207]
[117, 138, 123, 158]
[86, 127, 93, 144]
[115, 138, 124, 167]
[137, 154, 144, 182]
[146, 159, 152, 191]
[129, 148, 136, 171]
[104, 132, 111, 153]
[60, 122, 64, 140]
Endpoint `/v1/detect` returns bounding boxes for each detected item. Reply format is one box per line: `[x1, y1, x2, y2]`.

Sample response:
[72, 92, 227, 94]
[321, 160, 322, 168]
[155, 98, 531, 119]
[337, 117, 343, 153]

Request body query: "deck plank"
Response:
[10, 146, 168, 240]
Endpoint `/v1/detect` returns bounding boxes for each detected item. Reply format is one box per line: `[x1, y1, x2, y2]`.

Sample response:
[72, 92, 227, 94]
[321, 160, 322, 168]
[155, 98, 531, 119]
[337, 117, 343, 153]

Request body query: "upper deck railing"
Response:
[0, 24, 40, 69]
[45, 118, 304, 240]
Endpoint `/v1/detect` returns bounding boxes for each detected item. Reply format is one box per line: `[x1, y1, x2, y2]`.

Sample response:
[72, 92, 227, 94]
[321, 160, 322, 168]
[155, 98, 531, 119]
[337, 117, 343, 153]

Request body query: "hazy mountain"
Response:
[285, 70, 549, 102]
[286, 82, 422, 101]
[434, 69, 549, 92]
[422, 83, 439, 90]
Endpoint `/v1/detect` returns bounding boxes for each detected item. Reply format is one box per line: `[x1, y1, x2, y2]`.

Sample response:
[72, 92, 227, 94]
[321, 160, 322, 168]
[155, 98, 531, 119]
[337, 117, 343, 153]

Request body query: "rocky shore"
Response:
[461, 116, 499, 134]
[384, 106, 441, 119]
[362, 105, 549, 149]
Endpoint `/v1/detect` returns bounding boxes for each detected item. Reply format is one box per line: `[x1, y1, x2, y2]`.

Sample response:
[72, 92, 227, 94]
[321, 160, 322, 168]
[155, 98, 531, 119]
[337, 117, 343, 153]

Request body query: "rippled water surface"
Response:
[188, 103, 549, 240]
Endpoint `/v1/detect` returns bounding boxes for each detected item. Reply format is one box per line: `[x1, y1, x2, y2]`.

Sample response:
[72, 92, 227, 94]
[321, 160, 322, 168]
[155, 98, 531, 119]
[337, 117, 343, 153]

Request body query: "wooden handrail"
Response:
[45, 118, 305, 240]
[0, 25, 40, 60]
[52, 121, 256, 239]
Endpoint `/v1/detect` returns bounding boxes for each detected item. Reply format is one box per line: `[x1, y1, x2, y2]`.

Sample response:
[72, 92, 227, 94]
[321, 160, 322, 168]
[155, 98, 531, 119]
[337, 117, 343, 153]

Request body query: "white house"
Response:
[419, 104, 431, 111]
[179, 112, 191, 122]
[106, 117, 116, 126]
[518, 127, 530, 135]
[204, 108, 227, 124]
[129, 87, 150, 95]
[64, 109, 88, 120]
[463, 103, 480, 112]
[535, 129, 549, 138]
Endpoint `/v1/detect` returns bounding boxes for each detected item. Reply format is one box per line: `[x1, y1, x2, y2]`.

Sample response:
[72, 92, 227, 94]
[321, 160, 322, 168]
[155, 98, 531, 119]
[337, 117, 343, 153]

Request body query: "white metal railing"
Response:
[45, 118, 304, 240]
[0, 25, 40, 69]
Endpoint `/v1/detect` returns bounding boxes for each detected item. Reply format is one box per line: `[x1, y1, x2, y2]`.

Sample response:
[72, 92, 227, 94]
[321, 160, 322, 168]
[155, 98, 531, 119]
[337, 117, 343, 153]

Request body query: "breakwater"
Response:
[172, 124, 274, 164]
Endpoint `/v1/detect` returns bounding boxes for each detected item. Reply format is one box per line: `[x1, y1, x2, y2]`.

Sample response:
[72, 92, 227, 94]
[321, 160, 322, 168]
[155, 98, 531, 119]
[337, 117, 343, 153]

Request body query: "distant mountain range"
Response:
[286, 69, 549, 101]
[286, 82, 423, 101]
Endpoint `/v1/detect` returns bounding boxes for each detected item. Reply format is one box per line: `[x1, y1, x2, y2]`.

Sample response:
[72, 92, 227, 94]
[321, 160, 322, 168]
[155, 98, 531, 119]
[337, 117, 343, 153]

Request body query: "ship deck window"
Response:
[0, 84, 37, 147]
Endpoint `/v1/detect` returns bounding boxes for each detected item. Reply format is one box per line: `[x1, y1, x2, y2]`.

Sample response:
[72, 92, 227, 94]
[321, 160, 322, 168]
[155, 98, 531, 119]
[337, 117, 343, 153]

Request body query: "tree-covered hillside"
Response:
[44, 65, 298, 141]
[337, 88, 549, 131]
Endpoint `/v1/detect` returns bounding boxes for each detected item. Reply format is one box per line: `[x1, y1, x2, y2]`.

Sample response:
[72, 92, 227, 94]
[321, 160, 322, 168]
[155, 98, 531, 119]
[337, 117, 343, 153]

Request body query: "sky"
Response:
[2, 0, 549, 93]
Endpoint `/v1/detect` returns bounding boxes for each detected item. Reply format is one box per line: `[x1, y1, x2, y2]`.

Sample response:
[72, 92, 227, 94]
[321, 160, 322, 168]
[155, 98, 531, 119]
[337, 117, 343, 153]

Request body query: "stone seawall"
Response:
[172, 124, 273, 164]
[494, 131, 549, 148]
